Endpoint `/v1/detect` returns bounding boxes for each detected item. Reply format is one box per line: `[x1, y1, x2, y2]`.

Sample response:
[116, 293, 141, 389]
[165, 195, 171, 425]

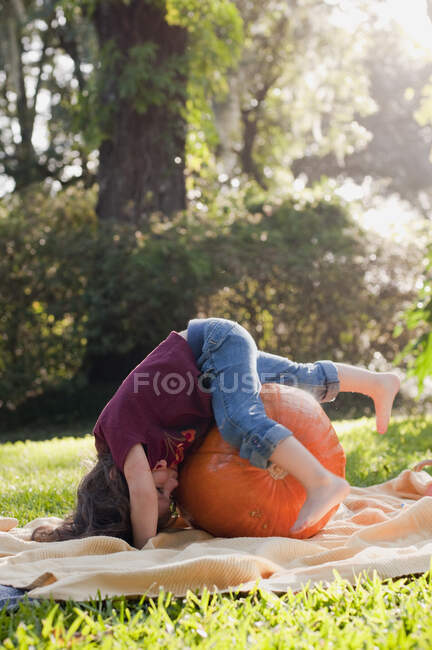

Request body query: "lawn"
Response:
[1, 415, 432, 648]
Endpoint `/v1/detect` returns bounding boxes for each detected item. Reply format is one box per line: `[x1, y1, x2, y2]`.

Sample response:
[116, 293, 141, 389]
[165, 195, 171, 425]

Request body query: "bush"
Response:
[0, 183, 415, 424]
[0, 186, 96, 410]
[0, 185, 215, 412]
[201, 197, 415, 366]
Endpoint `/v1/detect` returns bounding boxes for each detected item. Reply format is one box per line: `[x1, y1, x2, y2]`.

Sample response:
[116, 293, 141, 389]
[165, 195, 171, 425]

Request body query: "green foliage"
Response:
[0, 182, 415, 417]
[168, 0, 243, 78]
[170, 0, 244, 176]
[199, 187, 414, 367]
[0, 184, 215, 410]
[3, 418, 432, 647]
[2, 0, 431, 211]
[211, 0, 377, 188]
[70, 40, 120, 154]
[0, 185, 97, 410]
[397, 58, 432, 393]
[74, 37, 190, 151]
[0, 0, 98, 190]
[82, 0, 243, 151]
[399, 251, 432, 393]
[120, 44, 187, 113]
[0, 0, 243, 194]
[80, 214, 215, 362]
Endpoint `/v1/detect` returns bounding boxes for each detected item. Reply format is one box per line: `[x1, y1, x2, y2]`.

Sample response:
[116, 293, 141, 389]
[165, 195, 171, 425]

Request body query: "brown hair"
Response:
[32, 451, 169, 545]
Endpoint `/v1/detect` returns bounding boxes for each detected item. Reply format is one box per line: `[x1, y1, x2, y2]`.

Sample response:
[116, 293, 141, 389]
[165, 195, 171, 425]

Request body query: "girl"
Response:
[33, 318, 400, 546]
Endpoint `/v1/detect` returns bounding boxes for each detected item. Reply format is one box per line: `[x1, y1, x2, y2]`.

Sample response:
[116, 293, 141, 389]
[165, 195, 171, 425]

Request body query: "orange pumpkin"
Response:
[176, 384, 345, 539]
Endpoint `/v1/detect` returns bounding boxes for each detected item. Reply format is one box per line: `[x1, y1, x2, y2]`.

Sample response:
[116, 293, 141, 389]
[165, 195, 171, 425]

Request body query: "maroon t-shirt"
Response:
[93, 332, 213, 471]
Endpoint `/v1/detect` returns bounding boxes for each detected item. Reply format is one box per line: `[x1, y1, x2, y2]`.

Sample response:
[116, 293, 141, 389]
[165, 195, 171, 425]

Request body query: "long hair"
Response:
[32, 451, 134, 544]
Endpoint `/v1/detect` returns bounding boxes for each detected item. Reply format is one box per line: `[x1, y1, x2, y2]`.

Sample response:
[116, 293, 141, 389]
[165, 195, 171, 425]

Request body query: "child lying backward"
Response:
[32, 318, 401, 548]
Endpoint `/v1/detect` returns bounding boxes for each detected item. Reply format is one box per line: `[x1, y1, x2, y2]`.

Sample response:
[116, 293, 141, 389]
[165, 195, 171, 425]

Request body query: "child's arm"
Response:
[123, 444, 158, 548]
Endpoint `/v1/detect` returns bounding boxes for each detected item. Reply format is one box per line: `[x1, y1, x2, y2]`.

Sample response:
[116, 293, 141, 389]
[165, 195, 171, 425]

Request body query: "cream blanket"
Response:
[2, 467, 432, 601]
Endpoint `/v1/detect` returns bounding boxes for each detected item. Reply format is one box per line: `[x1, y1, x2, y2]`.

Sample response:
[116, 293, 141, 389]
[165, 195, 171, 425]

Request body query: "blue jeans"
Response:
[0, 585, 27, 609]
[187, 318, 340, 469]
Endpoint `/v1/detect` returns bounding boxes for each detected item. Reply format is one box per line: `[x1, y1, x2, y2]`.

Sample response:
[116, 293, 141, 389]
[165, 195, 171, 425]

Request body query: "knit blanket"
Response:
[1, 467, 432, 600]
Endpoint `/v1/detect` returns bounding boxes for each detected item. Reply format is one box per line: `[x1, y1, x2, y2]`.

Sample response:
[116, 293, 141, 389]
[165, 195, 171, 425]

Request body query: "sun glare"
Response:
[331, 0, 432, 54]
[385, 0, 432, 52]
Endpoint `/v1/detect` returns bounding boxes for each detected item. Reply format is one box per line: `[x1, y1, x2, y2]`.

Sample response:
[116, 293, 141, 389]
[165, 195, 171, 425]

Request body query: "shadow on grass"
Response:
[0, 382, 117, 443]
[0, 420, 94, 444]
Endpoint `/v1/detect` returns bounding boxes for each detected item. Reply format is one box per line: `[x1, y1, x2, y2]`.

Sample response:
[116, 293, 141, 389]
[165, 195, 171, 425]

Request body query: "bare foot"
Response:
[290, 474, 350, 536]
[372, 372, 400, 434]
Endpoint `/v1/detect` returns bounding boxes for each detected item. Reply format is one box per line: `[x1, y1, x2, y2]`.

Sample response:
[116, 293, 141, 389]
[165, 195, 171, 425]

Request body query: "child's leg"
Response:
[194, 318, 349, 535]
[270, 435, 349, 535]
[255, 351, 350, 534]
[256, 351, 339, 402]
[272, 363, 401, 533]
[196, 319, 293, 468]
[256, 351, 400, 434]
[334, 363, 400, 434]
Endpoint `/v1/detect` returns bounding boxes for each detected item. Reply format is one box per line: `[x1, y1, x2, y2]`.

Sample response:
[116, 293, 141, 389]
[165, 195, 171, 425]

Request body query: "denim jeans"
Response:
[187, 318, 340, 469]
[0, 585, 27, 609]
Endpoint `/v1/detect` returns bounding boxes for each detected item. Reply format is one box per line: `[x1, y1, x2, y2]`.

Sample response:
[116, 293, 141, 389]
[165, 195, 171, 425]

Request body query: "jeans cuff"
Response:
[239, 423, 292, 470]
[318, 360, 340, 402]
[187, 319, 206, 361]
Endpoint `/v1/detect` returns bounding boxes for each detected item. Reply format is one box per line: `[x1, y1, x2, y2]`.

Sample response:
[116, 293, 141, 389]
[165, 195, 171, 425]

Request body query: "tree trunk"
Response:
[92, 1, 188, 222]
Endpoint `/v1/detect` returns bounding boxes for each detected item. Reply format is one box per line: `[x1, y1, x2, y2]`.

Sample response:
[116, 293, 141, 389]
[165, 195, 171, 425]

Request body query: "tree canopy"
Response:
[1, 0, 432, 421]
[3, 0, 431, 210]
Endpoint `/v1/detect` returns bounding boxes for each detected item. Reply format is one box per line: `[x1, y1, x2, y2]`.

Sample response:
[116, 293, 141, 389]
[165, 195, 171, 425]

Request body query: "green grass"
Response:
[0, 436, 92, 523]
[1, 415, 432, 648]
[337, 416, 432, 485]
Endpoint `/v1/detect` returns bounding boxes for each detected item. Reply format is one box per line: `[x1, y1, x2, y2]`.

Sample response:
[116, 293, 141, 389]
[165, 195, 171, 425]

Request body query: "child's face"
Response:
[152, 460, 179, 519]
